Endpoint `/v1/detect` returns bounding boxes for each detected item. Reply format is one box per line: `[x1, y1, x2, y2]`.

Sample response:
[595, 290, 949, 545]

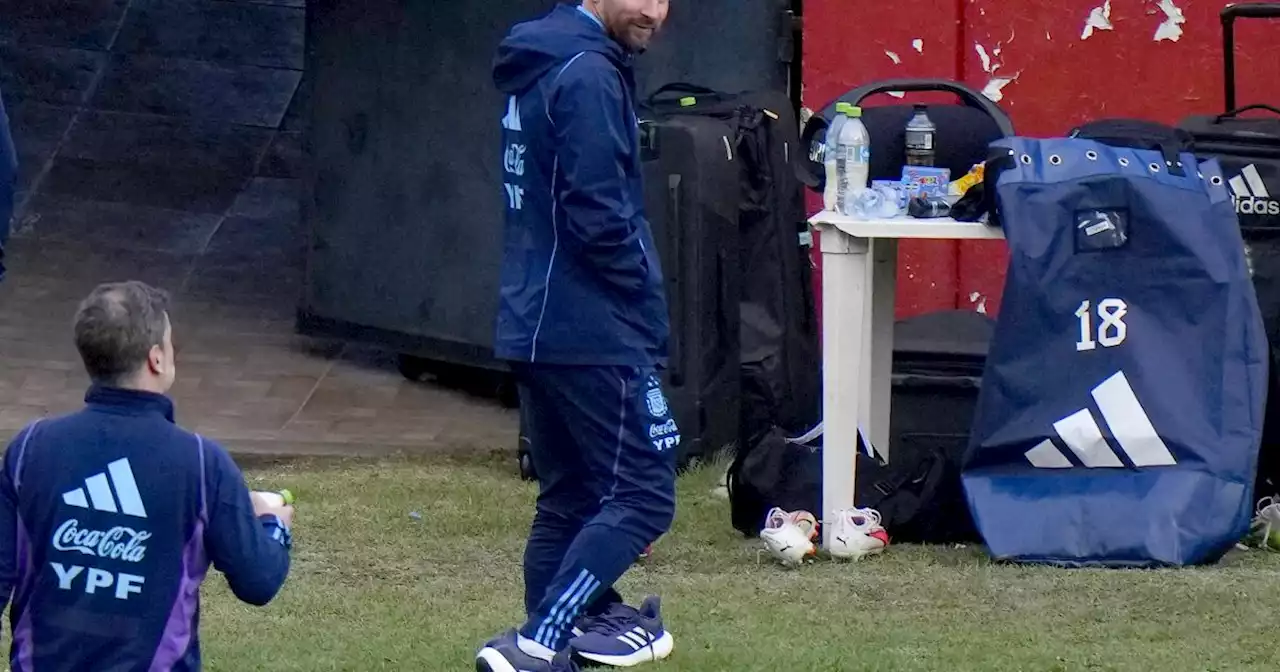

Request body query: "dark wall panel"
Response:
[301, 0, 792, 366]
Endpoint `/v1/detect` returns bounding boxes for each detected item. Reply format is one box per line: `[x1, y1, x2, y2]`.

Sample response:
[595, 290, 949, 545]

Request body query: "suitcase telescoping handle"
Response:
[1221, 3, 1280, 112]
[665, 174, 686, 387]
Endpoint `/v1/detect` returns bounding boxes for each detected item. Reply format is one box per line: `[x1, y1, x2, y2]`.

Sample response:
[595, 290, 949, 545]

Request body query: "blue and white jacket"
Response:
[491, 3, 669, 366]
[0, 386, 291, 671]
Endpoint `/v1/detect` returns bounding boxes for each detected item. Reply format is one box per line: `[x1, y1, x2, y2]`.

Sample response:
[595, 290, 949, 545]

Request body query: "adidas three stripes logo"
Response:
[1229, 164, 1270, 200]
[61, 458, 148, 518]
[616, 626, 657, 651]
[1024, 371, 1177, 469]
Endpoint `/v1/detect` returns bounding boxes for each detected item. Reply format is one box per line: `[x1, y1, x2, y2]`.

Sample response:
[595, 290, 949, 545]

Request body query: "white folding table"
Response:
[806, 211, 1005, 549]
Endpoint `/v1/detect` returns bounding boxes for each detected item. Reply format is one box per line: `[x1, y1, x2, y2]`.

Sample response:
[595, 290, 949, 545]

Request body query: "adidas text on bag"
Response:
[1228, 164, 1280, 216]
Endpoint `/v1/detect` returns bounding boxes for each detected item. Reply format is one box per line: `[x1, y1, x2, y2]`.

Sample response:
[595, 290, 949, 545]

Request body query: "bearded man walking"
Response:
[480, 1, 677, 670]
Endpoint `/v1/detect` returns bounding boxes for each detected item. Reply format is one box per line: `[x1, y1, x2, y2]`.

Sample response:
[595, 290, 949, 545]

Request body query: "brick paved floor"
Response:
[0, 0, 516, 459]
[0, 179, 517, 457]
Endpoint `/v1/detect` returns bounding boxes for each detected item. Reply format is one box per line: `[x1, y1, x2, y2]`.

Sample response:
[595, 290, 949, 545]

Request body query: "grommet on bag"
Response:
[1149, 162, 1161, 172]
[1049, 154, 1062, 165]
[1085, 150, 1098, 161]
[1020, 154, 1032, 165]
[1118, 157, 1130, 167]
[1211, 175, 1224, 186]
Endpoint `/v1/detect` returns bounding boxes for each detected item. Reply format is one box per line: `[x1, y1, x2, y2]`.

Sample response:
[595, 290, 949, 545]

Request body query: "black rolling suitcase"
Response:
[638, 107, 743, 471]
[642, 84, 821, 448]
[1178, 2, 1280, 498]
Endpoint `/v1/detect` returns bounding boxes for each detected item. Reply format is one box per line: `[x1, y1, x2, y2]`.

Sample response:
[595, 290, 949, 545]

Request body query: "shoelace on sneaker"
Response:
[1251, 496, 1280, 548]
[822, 507, 882, 532]
[584, 603, 642, 634]
[1257, 496, 1280, 521]
[764, 507, 818, 539]
[764, 507, 794, 529]
[846, 507, 882, 530]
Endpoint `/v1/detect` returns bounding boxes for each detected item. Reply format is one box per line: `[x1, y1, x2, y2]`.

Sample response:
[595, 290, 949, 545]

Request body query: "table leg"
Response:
[868, 238, 897, 460]
[819, 230, 868, 549]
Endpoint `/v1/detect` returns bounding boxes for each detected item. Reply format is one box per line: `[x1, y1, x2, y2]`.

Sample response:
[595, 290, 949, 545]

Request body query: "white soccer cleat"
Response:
[759, 507, 818, 567]
[1246, 495, 1280, 551]
[825, 507, 890, 561]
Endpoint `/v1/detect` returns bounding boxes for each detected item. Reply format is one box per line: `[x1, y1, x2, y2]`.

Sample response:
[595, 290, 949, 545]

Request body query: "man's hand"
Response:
[251, 492, 295, 527]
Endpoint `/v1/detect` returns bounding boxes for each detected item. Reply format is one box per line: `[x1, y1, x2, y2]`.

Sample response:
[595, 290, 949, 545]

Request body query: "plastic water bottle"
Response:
[905, 104, 936, 167]
[835, 105, 870, 216]
[822, 102, 852, 212]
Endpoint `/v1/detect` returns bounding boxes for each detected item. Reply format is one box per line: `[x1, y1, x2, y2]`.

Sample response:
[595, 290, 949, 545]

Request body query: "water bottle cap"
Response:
[835, 102, 852, 114]
[679, 96, 696, 107]
[279, 489, 295, 505]
[848, 106, 863, 118]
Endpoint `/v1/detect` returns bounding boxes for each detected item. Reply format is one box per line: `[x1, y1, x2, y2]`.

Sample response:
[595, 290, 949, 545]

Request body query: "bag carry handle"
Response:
[646, 82, 728, 106]
[838, 79, 1015, 137]
[795, 79, 1014, 189]
[1216, 103, 1280, 121]
[1222, 3, 1280, 112]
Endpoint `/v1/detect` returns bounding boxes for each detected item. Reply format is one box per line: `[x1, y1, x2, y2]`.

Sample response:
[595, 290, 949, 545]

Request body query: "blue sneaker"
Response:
[476, 629, 579, 672]
[567, 596, 674, 667]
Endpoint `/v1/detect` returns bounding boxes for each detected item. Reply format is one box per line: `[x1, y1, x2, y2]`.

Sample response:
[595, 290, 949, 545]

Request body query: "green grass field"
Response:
[37, 452, 1280, 670]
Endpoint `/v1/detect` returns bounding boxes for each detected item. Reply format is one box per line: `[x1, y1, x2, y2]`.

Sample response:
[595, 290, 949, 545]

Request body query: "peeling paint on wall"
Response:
[983, 75, 1019, 102]
[975, 43, 993, 72]
[1153, 0, 1185, 42]
[1082, 0, 1113, 40]
[912, 38, 924, 53]
[885, 49, 902, 64]
[969, 292, 989, 315]
[974, 33, 1018, 103]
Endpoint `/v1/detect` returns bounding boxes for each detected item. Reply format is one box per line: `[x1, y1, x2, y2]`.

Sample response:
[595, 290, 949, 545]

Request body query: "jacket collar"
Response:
[84, 385, 176, 423]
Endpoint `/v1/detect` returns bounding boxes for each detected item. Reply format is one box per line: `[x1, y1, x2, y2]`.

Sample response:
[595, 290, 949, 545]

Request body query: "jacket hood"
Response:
[493, 3, 628, 95]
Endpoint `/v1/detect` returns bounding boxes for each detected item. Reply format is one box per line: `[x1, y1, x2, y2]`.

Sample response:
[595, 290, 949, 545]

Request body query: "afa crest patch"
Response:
[645, 386, 669, 418]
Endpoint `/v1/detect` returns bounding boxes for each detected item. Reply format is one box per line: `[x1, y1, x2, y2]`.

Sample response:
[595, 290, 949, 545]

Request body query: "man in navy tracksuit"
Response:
[1, 84, 15, 283]
[0, 281, 294, 671]
[481, 1, 677, 670]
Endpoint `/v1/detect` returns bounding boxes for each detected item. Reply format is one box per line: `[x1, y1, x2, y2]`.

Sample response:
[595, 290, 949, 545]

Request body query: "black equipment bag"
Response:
[1176, 3, 1280, 498]
[725, 423, 954, 543]
[1071, 118, 1193, 154]
[726, 310, 989, 543]
[1179, 3, 1280, 234]
[797, 79, 1014, 191]
[641, 83, 821, 450]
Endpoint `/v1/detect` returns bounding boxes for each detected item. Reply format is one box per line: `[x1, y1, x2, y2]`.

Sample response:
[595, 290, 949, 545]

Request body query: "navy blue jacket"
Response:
[0, 387, 291, 671]
[0, 86, 15, 283]
[492, 3, 669, 366]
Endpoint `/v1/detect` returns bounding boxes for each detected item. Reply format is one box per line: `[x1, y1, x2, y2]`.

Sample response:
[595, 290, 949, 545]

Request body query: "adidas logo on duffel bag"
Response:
[1229, 164, 1280, 216]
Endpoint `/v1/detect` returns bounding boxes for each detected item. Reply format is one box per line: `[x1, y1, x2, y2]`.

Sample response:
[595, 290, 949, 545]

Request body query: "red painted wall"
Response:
[804, 0, 1280, 320]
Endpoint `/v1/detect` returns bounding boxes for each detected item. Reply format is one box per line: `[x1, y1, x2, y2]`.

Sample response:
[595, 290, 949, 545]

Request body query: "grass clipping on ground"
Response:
[194, 454, 1278, 670]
